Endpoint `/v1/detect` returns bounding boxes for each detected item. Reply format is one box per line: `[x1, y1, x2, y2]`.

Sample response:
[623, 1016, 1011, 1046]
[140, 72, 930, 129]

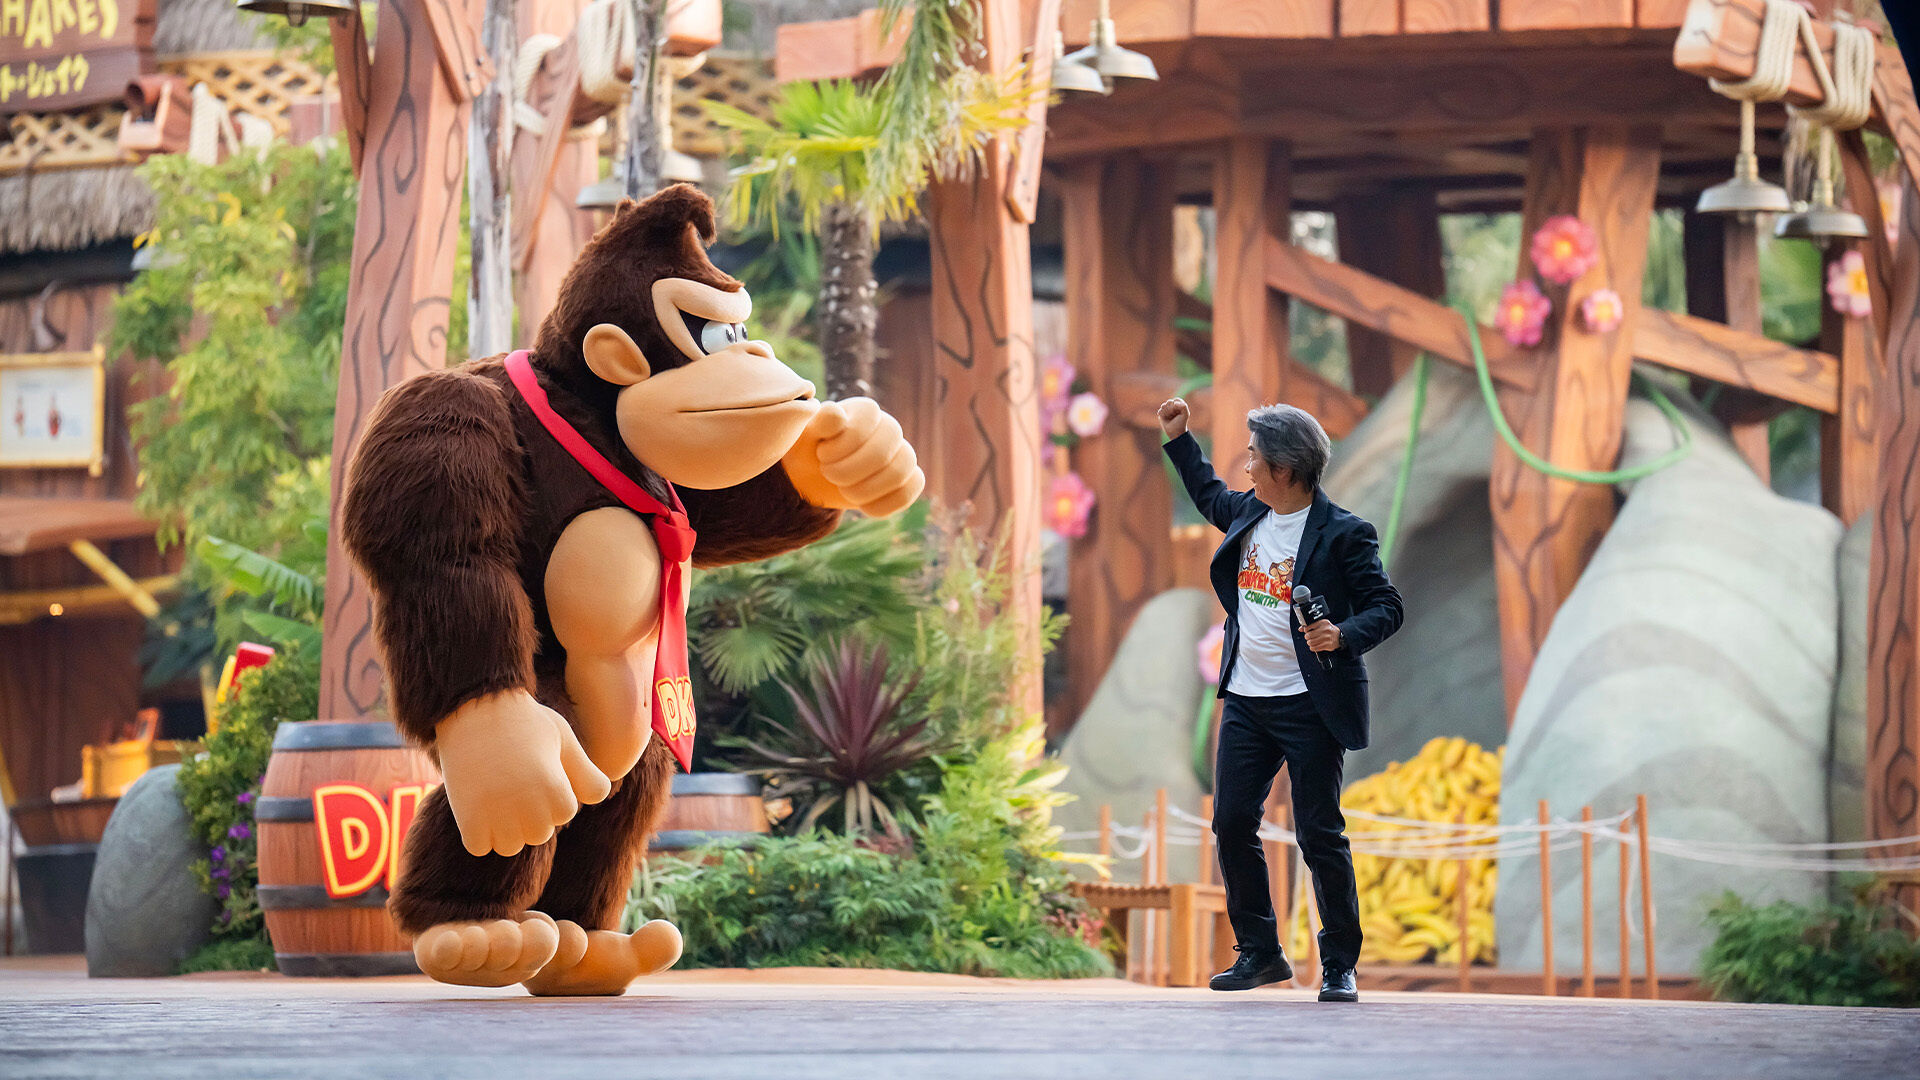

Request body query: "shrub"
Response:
[174, 641, 319, 947]
[1701, 886, 1920, 1008]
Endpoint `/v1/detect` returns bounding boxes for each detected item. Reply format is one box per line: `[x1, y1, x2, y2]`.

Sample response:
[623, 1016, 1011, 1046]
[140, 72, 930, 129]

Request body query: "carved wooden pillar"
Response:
[1489, 126, 1661, 719]
[1682, 211, 1774, 482]
[924, 0, 1045, 717]
[320, 0, 478, 722]
[1061, 155, 1177, 724]
[1336, 184, 1445, 398]
[1211, 138, 1290, 488]
[1868, 178, 1920, 897]
[515, 0, 599, 340]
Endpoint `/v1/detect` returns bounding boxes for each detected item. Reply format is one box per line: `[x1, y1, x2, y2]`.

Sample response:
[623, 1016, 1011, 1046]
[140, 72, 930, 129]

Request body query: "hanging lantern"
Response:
[1696, 100, 1792, 219]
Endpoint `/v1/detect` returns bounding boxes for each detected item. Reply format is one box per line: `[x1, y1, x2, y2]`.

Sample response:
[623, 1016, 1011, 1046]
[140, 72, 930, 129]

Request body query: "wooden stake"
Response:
[1637, 793, 1658, 1000]
[1154, 788, 1169, 885]
[1097, 803, 1112, 859]
[1619, 808, 1633, 998]
[1538, 799, 1555, 996]
[1144, 808, 1160, 985]
[1457, 810, 1471, 992]
[1580, 805, 1595, 997]
[2, 818, 14, 956]
[1198, 795, 1215, 886]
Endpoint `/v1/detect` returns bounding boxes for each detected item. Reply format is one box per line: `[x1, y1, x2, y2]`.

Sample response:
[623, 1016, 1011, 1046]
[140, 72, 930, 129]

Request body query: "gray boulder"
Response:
[1058, 589, 1214, 884]
[1496, 392, 1841, 976]
[1323, 360, 1507, 775]
[1832, 510, 1870, 849]
[86, 764, 215, 977]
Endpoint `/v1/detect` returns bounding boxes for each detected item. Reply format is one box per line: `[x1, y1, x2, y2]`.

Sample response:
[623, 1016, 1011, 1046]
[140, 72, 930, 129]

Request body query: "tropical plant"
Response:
[731, 640, 932, 835]
[707, 1, 1035, 400]
[1701, 886, 1920, 1007]
[174, 641, 320, 960]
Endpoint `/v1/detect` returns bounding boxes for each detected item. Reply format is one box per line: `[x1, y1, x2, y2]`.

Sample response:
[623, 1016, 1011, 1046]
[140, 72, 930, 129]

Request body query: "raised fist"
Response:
[434, 690, 611, 858]
[782, 397, 925, 518]
[1158, 397, 1191, 440]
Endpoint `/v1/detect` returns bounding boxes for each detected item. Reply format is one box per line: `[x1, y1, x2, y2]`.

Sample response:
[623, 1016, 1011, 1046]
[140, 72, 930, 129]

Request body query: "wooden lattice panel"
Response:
[159, 51, 335, 137]
[0, 108, 132, 174]
[673, 55, 777, 158]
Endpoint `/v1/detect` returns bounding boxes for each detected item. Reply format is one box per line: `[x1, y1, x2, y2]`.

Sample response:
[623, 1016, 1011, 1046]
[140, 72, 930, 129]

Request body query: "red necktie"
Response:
[504, 351, 697, 771]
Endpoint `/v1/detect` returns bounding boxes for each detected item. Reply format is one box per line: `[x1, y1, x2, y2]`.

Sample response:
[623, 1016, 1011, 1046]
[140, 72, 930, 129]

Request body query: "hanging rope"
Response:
[512, 33, 565, 136]
[1792, 16, 1876, 132]
[1463, 307, 1693, 485]
[1378, 352, 1430, 566]
[577, 0, 633, 105]
[186, 83, 237, 166]
[1708, 0, 1802, 103]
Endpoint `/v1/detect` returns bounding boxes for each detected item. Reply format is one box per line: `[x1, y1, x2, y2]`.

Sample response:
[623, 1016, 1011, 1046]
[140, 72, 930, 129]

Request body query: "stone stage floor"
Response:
[1, 956, 1915, 1079]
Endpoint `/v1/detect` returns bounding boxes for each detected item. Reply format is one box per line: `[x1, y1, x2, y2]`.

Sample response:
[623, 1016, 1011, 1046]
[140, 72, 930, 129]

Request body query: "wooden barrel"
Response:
[257, 720, 439, 976]
[650, 772, 769, 858]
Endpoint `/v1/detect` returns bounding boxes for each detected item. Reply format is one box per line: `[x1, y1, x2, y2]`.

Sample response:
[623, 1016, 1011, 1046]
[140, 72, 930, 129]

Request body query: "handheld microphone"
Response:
[1292, 585, 1336, 671]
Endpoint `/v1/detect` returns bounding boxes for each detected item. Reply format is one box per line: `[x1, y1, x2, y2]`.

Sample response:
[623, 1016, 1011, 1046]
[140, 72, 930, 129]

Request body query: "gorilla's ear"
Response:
[583, 323, 652, 386]
[611, 184, 717, 245]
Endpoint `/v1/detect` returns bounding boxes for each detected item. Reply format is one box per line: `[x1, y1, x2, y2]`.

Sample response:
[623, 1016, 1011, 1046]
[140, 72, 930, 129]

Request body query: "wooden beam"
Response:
[1212, 138, 1288, 488]
[0, 576, 178, 626]
[1821, 263, 1878, 527]
[1061, 156, 1177, 727]
[1632, 308, 1838, 414]
[508, 33, 581, 272]
[319, 0, 476, 723]
[1682, 210, 1770, 479]
[924, 0, 1046, 718]
[1112, 365, 1365, 441]
[1334, 185, 1445, 397]
[327, 4, 373, 175]
[1490, 125, 1660, 720]
[1004, 0, 1063, 224]
[1868, 177, 1920, 910]
[512, 0, 598, 344]
[1263, 236, 1538, 394]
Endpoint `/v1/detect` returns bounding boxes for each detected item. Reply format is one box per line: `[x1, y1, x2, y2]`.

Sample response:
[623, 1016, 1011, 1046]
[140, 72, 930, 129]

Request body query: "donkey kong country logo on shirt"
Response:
[1239, 544, 1293, 609]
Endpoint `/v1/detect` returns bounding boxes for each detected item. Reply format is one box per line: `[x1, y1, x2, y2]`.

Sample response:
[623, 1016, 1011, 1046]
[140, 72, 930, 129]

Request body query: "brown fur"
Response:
[344, 184, 842, 938]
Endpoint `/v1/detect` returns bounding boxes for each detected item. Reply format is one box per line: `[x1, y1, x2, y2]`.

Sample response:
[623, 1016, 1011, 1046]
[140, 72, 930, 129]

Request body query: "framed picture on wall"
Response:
[0, 347, 107, 476]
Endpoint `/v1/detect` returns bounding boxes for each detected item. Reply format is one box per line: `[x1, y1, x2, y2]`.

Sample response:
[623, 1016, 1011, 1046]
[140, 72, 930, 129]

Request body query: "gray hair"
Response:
[1247, 404, 1331, 490]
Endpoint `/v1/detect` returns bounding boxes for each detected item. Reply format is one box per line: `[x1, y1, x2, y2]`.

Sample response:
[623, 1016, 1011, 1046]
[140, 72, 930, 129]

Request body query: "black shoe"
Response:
[1318, 962, 1359, 1002]
[1209, 946, 1293, 991]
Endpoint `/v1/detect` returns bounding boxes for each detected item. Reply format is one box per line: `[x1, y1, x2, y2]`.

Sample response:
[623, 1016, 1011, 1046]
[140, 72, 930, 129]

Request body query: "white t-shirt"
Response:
[1227, 505, 1311, 697]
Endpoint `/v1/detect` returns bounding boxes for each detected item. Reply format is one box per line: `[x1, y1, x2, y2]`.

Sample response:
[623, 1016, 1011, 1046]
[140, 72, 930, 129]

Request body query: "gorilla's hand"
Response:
[781, 397, 925, 517]
[434, 690, 611, 857]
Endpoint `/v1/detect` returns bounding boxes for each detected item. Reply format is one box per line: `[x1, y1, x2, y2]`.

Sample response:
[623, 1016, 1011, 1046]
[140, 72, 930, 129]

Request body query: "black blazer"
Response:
[1164, 432, 1404, 750]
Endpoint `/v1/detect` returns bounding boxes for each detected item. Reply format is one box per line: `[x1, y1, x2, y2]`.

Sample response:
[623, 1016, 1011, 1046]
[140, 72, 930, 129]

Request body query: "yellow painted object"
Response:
[81, 739, 193, 799]
[1290, 737, 1503, 966]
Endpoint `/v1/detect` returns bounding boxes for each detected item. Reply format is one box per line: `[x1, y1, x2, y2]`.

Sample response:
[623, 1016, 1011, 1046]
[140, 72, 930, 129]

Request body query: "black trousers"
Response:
[1212, 690, 1361, 969]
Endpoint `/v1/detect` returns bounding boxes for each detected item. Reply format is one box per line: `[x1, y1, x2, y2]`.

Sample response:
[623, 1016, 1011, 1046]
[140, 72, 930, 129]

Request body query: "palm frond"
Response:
[197, 534, 320, 616]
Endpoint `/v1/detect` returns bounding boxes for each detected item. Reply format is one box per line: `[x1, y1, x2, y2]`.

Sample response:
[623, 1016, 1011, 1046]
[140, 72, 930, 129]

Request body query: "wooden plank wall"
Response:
[1054, 0, 1686, 43]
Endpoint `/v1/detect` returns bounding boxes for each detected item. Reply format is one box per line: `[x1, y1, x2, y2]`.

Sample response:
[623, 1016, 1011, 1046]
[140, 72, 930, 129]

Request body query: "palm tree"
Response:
[707, 3, 1033, 400]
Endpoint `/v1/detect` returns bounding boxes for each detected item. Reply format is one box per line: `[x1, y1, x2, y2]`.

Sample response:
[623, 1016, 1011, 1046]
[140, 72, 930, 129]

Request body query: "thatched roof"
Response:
[154, 0, 272, 56]
[0, 167, 156, 256]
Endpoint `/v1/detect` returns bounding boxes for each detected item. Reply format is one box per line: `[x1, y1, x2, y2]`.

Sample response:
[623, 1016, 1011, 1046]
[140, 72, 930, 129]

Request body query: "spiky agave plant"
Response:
[735, 639, 931, 837]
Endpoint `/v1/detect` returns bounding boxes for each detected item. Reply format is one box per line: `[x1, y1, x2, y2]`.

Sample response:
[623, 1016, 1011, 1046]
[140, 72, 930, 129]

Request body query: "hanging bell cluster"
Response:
[1050, 31, 1106, 95]
[234, 0, 355, 27]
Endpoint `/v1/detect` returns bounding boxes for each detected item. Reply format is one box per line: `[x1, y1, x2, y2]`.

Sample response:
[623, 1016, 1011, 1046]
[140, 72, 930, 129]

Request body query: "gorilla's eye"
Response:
[690, 315, 749, 355]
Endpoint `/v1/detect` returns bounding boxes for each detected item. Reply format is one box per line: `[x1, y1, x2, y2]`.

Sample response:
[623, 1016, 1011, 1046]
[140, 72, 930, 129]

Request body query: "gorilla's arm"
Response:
[341, 369, 537, 745]
[680, 464, 842, 569]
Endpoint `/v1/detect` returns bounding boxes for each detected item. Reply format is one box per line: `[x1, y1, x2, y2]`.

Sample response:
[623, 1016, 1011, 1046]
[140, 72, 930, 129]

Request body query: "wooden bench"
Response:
[1071, 880, 1234, 987]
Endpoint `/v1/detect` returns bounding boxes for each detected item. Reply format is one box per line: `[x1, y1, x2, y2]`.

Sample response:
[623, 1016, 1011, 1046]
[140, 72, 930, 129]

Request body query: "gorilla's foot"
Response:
[521, 919, 682, 996]
[412, 912, 560, 987]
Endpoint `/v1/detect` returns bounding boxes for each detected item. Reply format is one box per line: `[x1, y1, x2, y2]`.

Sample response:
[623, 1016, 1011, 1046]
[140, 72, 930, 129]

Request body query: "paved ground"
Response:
[1, 957, 1915, 1079]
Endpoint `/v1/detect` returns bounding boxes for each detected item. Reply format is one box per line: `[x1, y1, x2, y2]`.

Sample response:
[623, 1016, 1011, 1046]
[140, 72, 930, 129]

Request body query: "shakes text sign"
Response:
[0, 0, 153, 114]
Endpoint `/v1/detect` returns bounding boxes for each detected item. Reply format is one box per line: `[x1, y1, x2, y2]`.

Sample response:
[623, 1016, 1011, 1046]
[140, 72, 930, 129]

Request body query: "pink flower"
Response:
[1040, 354, 1076, 417]
[1046, 471, 1096, 539]
[1197, 622, 1225, 685]
[1530, 215, 1599, 285]
[1827, 250, 1872, 319]
[1579, 288, 1625, 333]
[1494, 280, 1552, 347]
[1879, 180, 1902, 246]
[1066, 392, 1108, 438]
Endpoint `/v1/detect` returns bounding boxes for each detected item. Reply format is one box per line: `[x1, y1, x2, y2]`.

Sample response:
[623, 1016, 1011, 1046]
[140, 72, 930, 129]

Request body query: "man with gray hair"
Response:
[1159, 397, 1403, 1001]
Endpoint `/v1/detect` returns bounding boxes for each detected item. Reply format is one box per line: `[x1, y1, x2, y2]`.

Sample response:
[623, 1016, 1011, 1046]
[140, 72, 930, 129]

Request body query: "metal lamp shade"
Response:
[1695, 173, 1794, 217]
[1063, 18, 1158, 82]
[234, 0, 356, 26]
[1774, 205, 1870, 242]
[576, 175, 626, 212]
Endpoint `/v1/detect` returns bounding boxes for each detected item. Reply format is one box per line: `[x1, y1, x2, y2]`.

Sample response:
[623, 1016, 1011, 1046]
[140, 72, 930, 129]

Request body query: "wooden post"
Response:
[1097, 802, 1112, 859]
[1168, 882, 1201, 987]
[1538, 799, 1554, 995]
[1153, 786, 1168, 986]
[1682, 210, 1772, 481]
[466, 0, 515, 357]
[1636, 792, 1657, 1000]
[1580, 804, 1595, 997]
[924, 0, 1045, 720]
[1142, 808, 1159, 984]
[320, 0, 480, 722]
[1198, 794, 1215, 885]
[1618, 808, 1633, 998]
[1211, 138, 1290, 486]
[1457, 810, 1471, 992]
[1060, 157, 1177, 721]
[1821, 239, 1878, 526]
[513, 0, 598, 340]
[1490, 126, 1661, 719]
[1869, 177, 1920, 914]
[1335, 184, 1446, 397]
[2, 818, 13, 956]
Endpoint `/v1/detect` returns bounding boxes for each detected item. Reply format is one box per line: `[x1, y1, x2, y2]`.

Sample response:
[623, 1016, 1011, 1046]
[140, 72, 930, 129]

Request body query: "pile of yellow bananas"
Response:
[1288, 736, 1502, 966]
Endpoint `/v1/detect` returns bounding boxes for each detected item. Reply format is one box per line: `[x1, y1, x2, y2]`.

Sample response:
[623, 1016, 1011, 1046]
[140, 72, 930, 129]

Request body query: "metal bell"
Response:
[1774, 204, 1870, 242]
[1050, 31, 1108, 95]
[575, 175, 626, 212]
[1696, 171, 1794, 217]
[234, 0, 356, 27]
[1063, 4, 1158, 83]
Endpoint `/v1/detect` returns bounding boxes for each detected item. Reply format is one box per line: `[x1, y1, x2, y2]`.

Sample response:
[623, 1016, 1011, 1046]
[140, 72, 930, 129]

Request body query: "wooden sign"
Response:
[0, 348, 105, 474]
[311, 781, 431, 897]
[0, 0, 154, 114]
